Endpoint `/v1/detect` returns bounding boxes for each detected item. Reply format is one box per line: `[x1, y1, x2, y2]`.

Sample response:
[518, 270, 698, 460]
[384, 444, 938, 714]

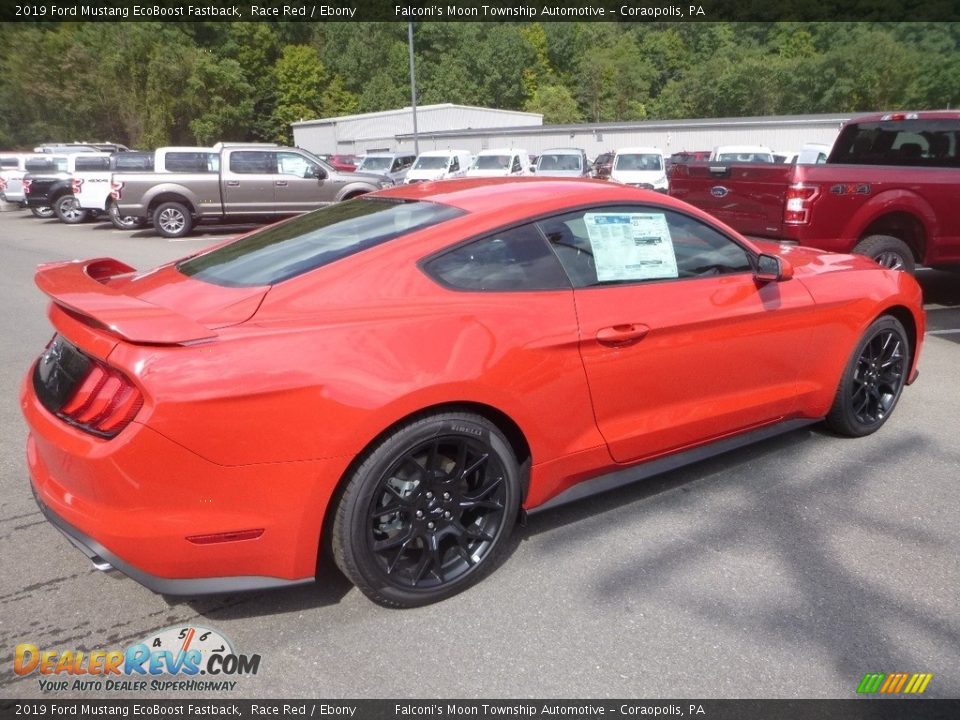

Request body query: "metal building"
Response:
[291, 104, 543, 155]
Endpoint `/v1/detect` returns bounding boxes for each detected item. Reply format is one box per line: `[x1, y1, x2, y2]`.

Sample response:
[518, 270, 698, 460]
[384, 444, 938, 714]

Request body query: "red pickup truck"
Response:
[668, 111, 960, 273]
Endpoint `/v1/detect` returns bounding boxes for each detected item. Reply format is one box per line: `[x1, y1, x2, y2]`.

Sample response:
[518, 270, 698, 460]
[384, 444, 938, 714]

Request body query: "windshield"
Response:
[475, 155, 511, 170]
[413, 156, 449, 170]
[358, 156, 392, 172]
[537, 154, 583, 172]
[178, 198, 465, 287]
[614, 154, 663, 171]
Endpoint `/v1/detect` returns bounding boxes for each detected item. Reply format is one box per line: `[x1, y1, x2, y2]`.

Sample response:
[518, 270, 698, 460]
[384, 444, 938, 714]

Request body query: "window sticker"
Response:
[584, 212, 679, 281]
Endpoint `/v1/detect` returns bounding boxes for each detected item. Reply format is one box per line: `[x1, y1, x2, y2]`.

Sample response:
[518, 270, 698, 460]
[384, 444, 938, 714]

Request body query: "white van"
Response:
[610, 147, 668, 191]
[466, 148, 532, 178]
[405, 149, 473, 183]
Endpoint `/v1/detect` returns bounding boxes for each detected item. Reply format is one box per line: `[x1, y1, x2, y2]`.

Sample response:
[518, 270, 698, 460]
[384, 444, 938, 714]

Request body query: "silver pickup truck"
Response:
[112, 144, 392, 238]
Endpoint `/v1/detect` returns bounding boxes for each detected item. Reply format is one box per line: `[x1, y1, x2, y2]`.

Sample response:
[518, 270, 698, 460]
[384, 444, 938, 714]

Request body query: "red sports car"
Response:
[21, 178, 924, 607]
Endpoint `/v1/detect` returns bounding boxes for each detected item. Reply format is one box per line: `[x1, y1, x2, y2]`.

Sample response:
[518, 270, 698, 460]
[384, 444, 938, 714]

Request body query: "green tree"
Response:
[524, 84, 583, 124]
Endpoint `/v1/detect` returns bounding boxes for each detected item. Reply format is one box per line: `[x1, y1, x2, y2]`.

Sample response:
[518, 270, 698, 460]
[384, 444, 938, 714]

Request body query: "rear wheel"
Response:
[852, 235, 915, 273]
[332, 412, 521, 608]
[824, 316, 909, 437]
[153, 201, 193, 238]
[54, 195, 89, 224]
[30, 205, 54, 219]
[108, 202, 147, 230]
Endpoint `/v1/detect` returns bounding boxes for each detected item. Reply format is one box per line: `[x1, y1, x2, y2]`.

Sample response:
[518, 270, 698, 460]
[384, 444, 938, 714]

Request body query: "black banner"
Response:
[1, 700, 960, 720]
[2, 0, 960, 23]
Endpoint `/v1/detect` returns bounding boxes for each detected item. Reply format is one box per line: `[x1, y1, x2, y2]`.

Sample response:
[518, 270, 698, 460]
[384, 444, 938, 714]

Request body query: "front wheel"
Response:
[30, 205, 55, 219]
[824, 316, 909, 437]
[332, 413, 521, 608]
[852, 235, 916, 273]
[54, 195, 90, 224]
[153, 201, 193, 238]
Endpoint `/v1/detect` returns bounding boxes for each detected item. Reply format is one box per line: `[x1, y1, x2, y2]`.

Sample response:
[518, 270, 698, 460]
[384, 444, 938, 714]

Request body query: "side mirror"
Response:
[314, 167, 327, 181]
[755, 253, 794, 283]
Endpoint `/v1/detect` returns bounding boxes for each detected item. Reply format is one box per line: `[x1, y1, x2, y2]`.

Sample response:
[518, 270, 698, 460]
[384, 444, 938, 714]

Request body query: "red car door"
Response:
[538, 205, 816, 464]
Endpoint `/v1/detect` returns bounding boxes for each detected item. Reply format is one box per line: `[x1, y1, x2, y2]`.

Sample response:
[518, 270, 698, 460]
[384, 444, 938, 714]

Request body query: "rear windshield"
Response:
[177, 198, 465, 287]
[537, 154, 583, 172]
[829, 118, 960, 167]
[358, 156, 392, 172]
[73, 156, 111, 171]
[0, 157, 19, 168]
[25, 157, 67, 172]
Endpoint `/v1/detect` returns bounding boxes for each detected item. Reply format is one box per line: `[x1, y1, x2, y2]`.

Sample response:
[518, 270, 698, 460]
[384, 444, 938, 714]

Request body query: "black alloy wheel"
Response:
[333, 413, 520, 607]
[825, 316, 908, 437]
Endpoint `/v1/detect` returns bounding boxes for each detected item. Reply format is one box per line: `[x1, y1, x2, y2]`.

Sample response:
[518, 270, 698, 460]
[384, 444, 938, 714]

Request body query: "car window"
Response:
[229, 151, 275, 174]
[424, 224, 570, 292]
[538, 206, 753, 288]
[511, 156, 522, 173]
[167, 152, 218, 173]
[449, 157, 459, 172]
[277, 152, 319, 178]
[178, 198, 464, 287]
[73, 156, 111, 171]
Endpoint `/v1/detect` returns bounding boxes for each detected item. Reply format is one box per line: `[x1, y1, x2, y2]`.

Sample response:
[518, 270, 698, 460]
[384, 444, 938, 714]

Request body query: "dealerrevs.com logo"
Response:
[15, 625, 260, 693]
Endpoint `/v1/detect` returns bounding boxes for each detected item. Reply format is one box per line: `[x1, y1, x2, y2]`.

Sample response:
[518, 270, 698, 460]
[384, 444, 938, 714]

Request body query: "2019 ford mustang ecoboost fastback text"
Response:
[21, 178, 924, 607]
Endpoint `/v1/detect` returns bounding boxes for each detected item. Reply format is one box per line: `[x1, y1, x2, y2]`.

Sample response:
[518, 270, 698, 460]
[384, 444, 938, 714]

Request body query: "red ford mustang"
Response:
[21, 178, 924, 607]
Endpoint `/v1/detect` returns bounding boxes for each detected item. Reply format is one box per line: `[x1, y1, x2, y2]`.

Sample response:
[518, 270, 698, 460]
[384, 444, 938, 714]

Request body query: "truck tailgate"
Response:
[669, 163, 797, 238]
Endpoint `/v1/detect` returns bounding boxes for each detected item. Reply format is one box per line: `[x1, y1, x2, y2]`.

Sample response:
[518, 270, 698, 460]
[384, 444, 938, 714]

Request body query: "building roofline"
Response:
[292, 103, 542, 128]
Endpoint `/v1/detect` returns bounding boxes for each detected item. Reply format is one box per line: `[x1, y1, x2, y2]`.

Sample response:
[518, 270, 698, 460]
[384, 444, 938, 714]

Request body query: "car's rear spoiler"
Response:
[35, 258, 218, 344]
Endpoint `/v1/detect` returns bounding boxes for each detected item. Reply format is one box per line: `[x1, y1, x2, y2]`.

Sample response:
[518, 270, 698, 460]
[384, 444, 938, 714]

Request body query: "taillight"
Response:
[58, 359, 143, 437]
[71, 178, 83, 194]
[0, 178, 7, 191]
[22, 178, 32, 195]
[110, 181, 123, 200]
[783, 183, 819, 225]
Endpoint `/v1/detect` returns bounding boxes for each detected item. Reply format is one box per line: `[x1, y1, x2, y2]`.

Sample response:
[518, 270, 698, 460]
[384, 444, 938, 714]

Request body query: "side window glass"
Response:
[541, 207, 752, 288]
[391, 159, 402, 172]
[450, 157, 459, 172]
[230, 151, 274, 174]
[424, 224, 569, 292]
[511, 156, 522, 173]
[277, 152, 317, 178]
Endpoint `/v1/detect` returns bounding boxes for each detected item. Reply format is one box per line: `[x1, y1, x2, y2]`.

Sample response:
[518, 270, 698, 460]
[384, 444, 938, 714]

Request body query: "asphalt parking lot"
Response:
[1, 209, 958, 700]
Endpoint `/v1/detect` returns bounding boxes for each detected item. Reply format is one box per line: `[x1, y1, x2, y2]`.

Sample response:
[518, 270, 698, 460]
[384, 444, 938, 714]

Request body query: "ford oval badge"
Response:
[710, 186, 729, 198]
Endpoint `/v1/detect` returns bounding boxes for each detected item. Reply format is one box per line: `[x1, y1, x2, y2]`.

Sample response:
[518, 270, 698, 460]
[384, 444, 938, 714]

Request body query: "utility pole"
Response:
[408, 21, 419, 156]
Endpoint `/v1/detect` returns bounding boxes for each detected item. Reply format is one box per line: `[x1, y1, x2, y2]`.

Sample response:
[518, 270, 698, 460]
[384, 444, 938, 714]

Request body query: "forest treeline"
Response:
[1, 21, 957, 150]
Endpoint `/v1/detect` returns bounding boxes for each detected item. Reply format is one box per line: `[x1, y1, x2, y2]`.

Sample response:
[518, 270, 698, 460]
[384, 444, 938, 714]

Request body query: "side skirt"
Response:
[529, 418, 819, 514]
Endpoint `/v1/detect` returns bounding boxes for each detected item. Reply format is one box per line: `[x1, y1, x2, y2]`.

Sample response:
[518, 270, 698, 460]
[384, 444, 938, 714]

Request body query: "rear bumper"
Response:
[21, 373, 345, 595]
[32, 489, 311, 595]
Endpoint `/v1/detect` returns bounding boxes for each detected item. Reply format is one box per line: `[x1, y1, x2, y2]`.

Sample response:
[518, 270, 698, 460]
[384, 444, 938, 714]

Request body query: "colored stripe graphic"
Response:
[857, 672, 932, 694]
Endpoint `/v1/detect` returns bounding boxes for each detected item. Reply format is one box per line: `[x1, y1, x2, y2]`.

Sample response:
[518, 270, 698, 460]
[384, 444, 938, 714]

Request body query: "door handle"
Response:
[596, 324, 650, 347]
[275, 180, 288, 186]
[225, 180, 240, 187]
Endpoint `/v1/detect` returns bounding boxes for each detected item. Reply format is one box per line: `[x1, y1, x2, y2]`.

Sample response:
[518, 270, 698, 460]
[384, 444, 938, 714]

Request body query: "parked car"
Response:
[668, 110, 960, 272]
[23, 153, 111, 221]
[466, 148, 533, 177]
[590, 151, 614, 179]
[113, 145, 392, 238]
[796, 142, 831, 164]
[23, 177, 923, 608]
[709, 145, 776, 163]
[405, 149, 473, 183]
[534, 148, 590, 177]
[610, 147, 669, 191]
[327, 154, 359, 172]
[355, 152, 416, 183]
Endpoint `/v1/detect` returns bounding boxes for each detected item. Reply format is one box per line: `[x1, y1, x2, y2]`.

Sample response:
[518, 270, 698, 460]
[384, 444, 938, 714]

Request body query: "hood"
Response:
[754, 241, 881, 276]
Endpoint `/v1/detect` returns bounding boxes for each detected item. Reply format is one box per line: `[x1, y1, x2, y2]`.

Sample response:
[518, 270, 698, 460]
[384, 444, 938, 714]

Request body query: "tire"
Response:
[852, 235, 916, 273]
[332, 412, 521, 608]
[108, 202, 147, 230]
[53, 195, 90, 224]
[824, 315, 909, 437]
[153, 201, 193, 238]
[30, 205, 55, 219]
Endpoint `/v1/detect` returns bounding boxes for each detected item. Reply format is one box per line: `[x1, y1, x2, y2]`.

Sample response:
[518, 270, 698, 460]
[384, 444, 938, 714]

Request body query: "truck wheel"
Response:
[153, 202, 193, 238]
[108, 202, 147, 230]
[852, 235, 916, 273]
[30, 206, 55, 219]
[54, 195, 90, 224]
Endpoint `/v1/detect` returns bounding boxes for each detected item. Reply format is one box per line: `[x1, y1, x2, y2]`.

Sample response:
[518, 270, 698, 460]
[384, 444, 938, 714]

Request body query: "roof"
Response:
[292, 103, 542, 128]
